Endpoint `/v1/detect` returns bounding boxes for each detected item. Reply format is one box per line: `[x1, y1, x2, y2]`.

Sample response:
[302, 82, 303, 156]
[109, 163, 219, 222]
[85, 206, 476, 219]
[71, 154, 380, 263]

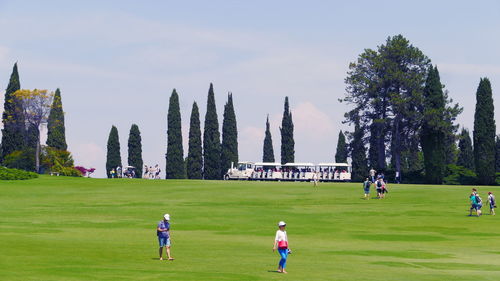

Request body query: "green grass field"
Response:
[1, 177, 499, 281]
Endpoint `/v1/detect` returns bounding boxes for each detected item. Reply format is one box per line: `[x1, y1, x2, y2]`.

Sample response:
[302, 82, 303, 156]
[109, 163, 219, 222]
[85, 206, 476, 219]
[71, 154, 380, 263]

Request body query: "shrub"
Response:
[41, 147, 80, 177]
[0, 166, 38, 180]
[3, 150, 36, 171]
[443, 164, 477, 185]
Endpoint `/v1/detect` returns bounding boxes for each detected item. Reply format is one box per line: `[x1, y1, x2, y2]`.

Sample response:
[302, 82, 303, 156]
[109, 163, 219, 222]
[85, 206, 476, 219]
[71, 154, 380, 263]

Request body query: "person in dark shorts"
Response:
[157, 214, 174, 261]
[487, 192, 496, 215]
[363, 178, 371, 199]
[376, 178, 383, 198]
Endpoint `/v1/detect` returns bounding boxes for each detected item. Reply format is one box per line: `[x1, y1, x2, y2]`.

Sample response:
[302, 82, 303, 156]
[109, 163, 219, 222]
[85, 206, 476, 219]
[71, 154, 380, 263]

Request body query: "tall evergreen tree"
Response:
[262, 115, 275, 163]
[1, 63, 24, 161]
[127, 124, 143, 178]
[335, 130, 348, 163]
[496, 135, 500, 173]
[421, 66, 446, 184]
[187, 102, 203, 179]
[350, 122, 368, 181]
[46, 88, 67, 150]
[106, 125, 122, 178]
[457, 128, 474, 170]
[280, 97, 294, 164]
[203, 83, 221, 179]
[220, 93, 238, 177]
[165, 89, 185, 179]
[473, 78, 496, 185]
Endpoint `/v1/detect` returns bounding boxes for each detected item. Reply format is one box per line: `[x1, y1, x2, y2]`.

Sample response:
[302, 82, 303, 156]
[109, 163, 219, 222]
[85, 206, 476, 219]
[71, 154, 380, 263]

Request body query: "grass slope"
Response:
[1, 177, 499, 280]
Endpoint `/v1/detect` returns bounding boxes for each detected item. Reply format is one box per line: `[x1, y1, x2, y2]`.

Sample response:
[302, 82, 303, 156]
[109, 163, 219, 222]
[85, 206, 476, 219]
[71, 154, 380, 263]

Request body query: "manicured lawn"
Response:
[1, 176, 499, 280]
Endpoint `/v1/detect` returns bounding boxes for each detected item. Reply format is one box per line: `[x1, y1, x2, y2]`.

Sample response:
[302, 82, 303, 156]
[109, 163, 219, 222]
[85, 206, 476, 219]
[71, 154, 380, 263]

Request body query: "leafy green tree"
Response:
[1, 63, 24, 162]
[457, 128, 474, 170]
[221, 93, 238, 177]
[106, 125, 122, 178]
[335, 130, 348, 163]
[127, 124, 143, 178]
[421, 66, 446, 184]
[350, 122, 368, 181]
[262, 115, 275, 163]
[473, 78, 496, 185]
[280, 97, 294, 164]
[46, 88, 67, 150]
[203, 83, 221, 179]
[187, 102, 203, 179]
[166, 89, 185, 179]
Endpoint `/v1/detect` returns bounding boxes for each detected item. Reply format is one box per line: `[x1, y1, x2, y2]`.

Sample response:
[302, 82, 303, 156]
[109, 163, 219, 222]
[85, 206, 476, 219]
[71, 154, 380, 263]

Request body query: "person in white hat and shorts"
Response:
[157, 214, 174, 261]
[272, 221, 291, 273]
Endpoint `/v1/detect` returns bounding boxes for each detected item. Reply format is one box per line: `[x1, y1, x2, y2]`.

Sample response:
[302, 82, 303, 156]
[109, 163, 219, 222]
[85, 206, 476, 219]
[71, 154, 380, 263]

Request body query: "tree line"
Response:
[106, 83, 297, 179]
[341, 34, 498, 185]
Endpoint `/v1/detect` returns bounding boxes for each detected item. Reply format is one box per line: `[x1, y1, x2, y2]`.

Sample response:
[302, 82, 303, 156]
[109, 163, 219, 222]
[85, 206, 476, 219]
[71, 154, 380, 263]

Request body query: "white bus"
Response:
[317, 163, 352, 181]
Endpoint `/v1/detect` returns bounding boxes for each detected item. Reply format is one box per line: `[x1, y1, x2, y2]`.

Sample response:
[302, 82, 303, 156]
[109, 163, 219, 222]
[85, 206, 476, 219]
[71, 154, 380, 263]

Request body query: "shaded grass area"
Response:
[1, 177, 499, 280]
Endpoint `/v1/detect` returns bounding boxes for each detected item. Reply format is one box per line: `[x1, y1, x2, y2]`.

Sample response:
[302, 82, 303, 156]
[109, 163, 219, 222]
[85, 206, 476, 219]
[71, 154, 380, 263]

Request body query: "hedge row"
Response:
[0, 166, 39, 180]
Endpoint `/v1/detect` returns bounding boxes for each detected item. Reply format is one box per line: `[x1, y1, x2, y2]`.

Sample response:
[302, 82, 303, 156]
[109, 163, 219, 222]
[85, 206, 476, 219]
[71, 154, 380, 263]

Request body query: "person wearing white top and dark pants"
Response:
[273, 221, 291, 273]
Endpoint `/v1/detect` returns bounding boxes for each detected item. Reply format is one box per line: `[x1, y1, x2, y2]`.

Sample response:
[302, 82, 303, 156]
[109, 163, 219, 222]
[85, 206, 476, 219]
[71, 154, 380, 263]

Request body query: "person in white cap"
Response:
[157, 214, 174, 261]
[272, 221, 290, 273]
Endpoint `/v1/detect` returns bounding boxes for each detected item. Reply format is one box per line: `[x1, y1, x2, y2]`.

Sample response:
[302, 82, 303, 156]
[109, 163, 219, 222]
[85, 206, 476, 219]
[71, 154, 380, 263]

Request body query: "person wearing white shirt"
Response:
[272, 221, 291, 274]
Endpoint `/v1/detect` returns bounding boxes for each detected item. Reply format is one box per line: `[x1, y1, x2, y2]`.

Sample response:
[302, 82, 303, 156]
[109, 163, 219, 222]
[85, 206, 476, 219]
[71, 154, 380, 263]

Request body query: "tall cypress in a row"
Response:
[46, 88, 67, 150]
[496, 136, 500, 173]
[335, 130, 348, 163]
[128, 124, 143, 178]
[350, 123, 368, 181]
[457, 128, 474, 170]
[280, 97, 294, 165]
[187, 102, 203, 179]
[165, 89, 185, 179]
[262, 115, 275, 163]
[106, 125, 122, 178]
[1, 63, 24, 161]
[220, 93, 238, 176]
[203, 83, 221, 179]
[421, 66, 446, 184]
[473, 78, 496, 185]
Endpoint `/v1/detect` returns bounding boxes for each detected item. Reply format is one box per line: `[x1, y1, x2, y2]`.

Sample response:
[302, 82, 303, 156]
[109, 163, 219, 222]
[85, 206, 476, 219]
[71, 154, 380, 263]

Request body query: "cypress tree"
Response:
[106, 125, 122, 178]
[335, 130, 348, 163]
[1, 63, 24, 161]
[127, 124, 143, 178]
[187, 102, 203, 179]
[350, 123, 368, 181]
[457, 128, 474, 170]
[496, 135, 500, 173]
[220, 93, 238, 177]
[473, 78, 496, 185]
[165, 89, 185, 179]
[262, 115, 275, 163]
[203, 83, 221, 179]
[46, 88, 67, 150]
[280, 97, 294, 164]
[421, 66, 446, 184]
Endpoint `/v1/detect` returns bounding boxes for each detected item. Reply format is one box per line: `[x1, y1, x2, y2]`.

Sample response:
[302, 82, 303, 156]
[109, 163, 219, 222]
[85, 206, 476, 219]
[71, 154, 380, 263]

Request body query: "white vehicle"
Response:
[282, 163, 315, 181]
[317, 163, 352, 181]
[224, 162, 255, 180]
[251, 162, 283, 180]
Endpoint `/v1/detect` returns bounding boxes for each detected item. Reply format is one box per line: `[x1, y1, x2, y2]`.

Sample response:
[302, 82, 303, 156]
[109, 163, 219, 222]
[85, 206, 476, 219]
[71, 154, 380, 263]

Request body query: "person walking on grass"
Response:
[157, 214, 174, 261]
[375, 178, 383, 198]
[363, 178, 371, 200]
[469, 192, 482, 216]
[487, 192, 496, 215]
[273, 221, 291, 274]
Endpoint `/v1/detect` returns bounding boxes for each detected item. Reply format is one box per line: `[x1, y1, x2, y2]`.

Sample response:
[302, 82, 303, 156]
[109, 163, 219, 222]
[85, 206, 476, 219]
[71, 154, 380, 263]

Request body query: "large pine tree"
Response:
[421, 66, 446, 184]
[46, 88, 68, 150]
[187, 102, 203, 179]
[1, 63, 24, 161]
[457, 128, 474, 170]
[220, 93, 238, 177]
[203, 83, 221, 179]
[262, 115, 275, 163]
[127, 124, 143, 178]
[106, 125, 122, 178]
[280, 97, 294, 165]
[350, 123, 368, 181]
[335, 130, 348, 163]
[473, 78, 496, 185]
[165, 89, 185, 179]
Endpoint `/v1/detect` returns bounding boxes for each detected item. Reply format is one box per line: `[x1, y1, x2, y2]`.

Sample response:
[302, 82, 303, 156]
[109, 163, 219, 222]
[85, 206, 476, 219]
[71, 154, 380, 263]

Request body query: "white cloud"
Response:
[71, 142, 105, 171]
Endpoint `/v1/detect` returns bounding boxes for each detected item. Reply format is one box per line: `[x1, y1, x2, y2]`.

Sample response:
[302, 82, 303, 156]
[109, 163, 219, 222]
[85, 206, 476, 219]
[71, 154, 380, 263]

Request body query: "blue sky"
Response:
[1, 1, 499, 177]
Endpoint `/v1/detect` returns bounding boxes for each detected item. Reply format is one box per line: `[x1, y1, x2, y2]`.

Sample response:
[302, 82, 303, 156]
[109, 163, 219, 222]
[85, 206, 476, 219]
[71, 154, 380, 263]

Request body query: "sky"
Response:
[0, 0, 500, 177]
